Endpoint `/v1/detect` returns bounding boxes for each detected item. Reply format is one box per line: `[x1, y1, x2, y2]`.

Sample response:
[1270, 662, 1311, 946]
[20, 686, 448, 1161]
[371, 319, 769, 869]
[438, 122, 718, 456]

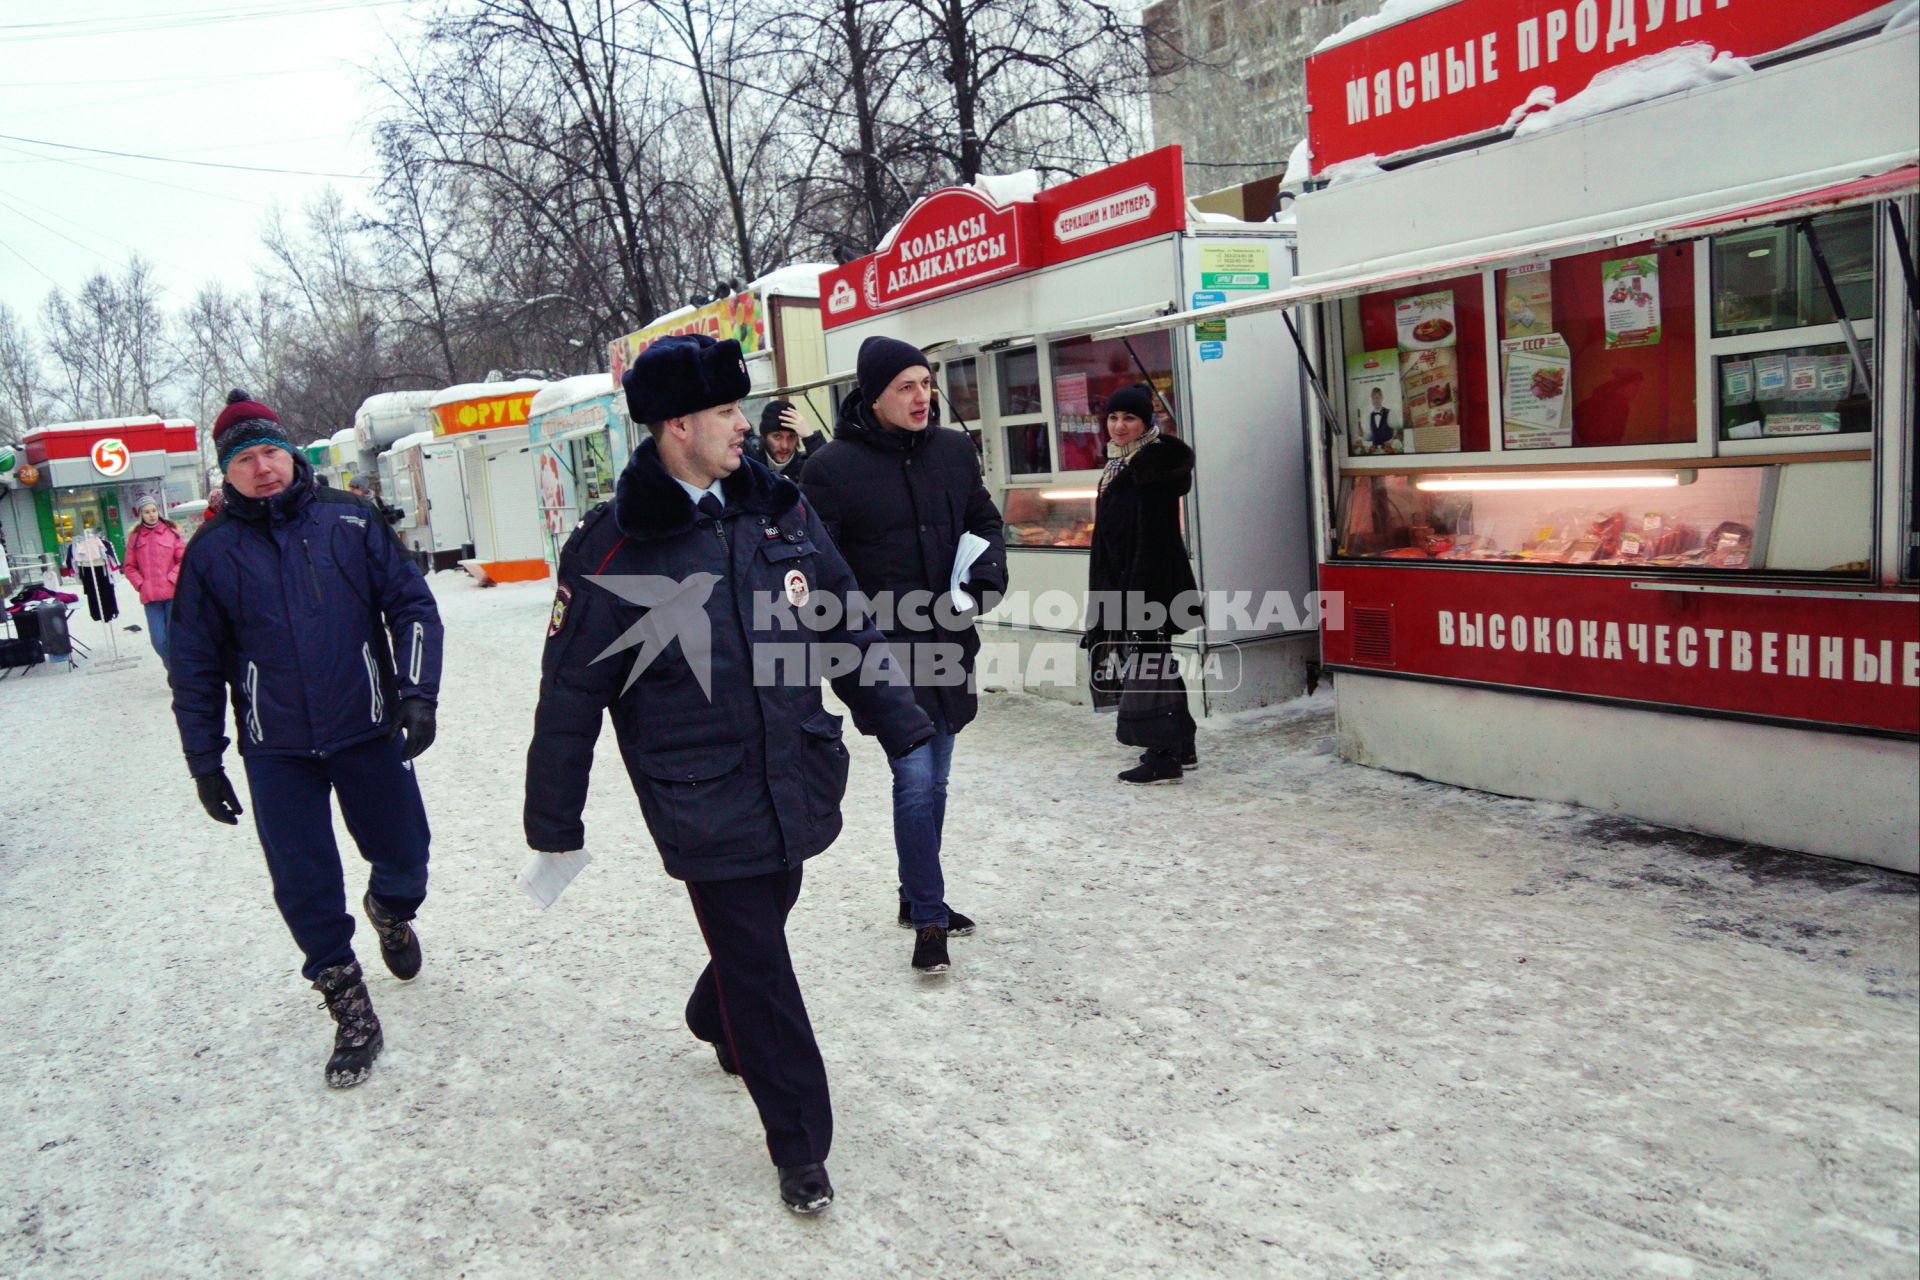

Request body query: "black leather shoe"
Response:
[778, 1162, 834, 1213]
[912, 925, 950, 974]
[898, 901, 975, 935]
[1120, 750, 1184, 785]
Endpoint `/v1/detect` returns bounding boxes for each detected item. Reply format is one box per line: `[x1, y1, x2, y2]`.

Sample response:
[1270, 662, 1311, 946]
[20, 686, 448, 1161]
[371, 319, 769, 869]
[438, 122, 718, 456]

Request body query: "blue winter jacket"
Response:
[170, 458, 444, 777]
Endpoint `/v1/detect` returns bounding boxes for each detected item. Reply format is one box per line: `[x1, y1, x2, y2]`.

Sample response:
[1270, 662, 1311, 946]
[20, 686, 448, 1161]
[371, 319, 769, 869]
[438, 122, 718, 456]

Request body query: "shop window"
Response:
[942, 357, 982, 456]
[1048, 331, 1176, 473]
[1712, 208, 1875, 338]
[1342, 273, 1489, 456]
[1492, 241, 1696, 450]
[1337, 466, 1788, 571]
[1001, 486, 1096, 549]
[1715, 340, 1873, 442]
[997, 348, 1044, 415]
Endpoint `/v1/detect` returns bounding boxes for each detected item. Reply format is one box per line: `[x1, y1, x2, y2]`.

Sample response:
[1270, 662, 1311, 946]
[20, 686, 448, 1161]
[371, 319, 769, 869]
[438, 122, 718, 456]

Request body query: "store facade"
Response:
[527, 374, 631, 569]
[819, 146, 1317, 712]
[1107, 5, 1918, 867]
[2, 417, 203, 572]
[429, 380, 548, 583]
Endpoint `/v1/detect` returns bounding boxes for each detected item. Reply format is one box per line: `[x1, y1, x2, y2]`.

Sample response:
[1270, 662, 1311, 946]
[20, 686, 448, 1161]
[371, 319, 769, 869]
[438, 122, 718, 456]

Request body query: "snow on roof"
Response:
[354, 390, 437, 420]
[747, 263, 833, 298]
[636, 303, 698, 331]
[1312, 0, 1459, 54]
[327, 428, 357, 445]
[382, 431, 439, 456]
[304, 438, 331, 449]
[973, 170, 1041, 204]
[529, 374, 618, 418]
[1321, 153, 1388, 187]
[428, 378, 546, 409]
[1512, 45, 1754, 139]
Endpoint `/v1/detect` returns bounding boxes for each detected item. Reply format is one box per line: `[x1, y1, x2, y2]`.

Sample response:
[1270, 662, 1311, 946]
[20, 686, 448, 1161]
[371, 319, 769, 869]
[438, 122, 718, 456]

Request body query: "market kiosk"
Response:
[608, 264, 837, 438]
[428, 379, 547, 584]
[3, 417, 202, 568]
[818, 146, 1315, 712]
[527, 374, 631, 568]
[381, 430, 471, 571]
[1104, 6, 1918, 868]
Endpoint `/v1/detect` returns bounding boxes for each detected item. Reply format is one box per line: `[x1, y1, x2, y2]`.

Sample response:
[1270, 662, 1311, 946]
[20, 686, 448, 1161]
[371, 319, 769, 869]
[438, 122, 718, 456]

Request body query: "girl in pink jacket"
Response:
[123, 501, 186, 672]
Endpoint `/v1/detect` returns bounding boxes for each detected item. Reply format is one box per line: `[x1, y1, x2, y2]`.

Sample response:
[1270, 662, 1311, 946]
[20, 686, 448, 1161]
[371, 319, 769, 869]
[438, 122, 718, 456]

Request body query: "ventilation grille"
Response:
[1350, 606, 1394, 666]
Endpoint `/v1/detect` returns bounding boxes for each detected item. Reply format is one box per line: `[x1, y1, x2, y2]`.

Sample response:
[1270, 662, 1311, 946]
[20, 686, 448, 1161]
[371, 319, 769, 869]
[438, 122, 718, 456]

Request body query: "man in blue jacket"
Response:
[171, 390, 443, 1090]
[524, 335, 932, 1215]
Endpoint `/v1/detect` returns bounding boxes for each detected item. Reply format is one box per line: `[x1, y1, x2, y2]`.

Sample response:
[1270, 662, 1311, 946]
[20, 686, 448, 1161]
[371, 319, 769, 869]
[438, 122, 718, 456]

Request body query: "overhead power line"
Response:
[0, 0, 411, 42]
[0, 131, 373, 180]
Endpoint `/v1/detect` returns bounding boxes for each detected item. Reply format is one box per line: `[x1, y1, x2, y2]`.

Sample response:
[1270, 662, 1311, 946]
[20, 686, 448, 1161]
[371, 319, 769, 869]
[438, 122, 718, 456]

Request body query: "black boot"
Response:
[897, 901, 976, 936]
[912, 925, 951, 974]
[778, 1162, 834, 1213]
[1180, 741, 1198, 770]
[1119, 749, 1183, 785]
[314, 961, 383, 1089]
[362, 890, 422, 981]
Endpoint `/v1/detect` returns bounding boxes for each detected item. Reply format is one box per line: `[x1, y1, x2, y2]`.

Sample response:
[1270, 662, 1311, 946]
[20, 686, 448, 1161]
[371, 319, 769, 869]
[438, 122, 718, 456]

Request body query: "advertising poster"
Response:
[1817, 355, 1854, 397]
[1763, 412, 1842, 437]
[1499, 333, 1573, 450]
[1785, 356, 1821, 400]
[1394, 290, 1458, 350]
[1199, 244, 1270, 291]
[1345, 351, 1405, 455]
[1503, 262, 1554, 338]
[1399, 348, 1460, 453]
[1720, 359, 1755, 406]
[1753, 354, 1789, 398]
[1601, 255, 1661, 349]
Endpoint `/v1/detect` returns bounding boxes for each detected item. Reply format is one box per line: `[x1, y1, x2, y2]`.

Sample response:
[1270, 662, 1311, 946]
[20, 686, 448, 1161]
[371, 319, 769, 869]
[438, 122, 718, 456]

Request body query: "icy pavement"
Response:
[2, 579, 1915, 1278]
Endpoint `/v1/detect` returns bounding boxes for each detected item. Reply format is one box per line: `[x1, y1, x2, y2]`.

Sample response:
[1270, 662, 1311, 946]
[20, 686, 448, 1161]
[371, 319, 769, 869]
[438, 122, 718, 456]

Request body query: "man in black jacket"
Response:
[800, 336, 1007, 975]
[524, 334, 932, 1215]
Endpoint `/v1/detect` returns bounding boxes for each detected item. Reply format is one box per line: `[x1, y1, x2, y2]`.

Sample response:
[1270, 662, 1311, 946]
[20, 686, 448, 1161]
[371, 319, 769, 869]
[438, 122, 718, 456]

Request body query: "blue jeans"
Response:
[144, 600, 172, 671]
[890, 715, 956, 929]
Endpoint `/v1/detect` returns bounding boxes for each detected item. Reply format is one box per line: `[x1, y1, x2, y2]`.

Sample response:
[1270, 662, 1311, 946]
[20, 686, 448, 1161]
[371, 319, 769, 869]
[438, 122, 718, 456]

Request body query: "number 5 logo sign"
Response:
[91, 437, 130, 476]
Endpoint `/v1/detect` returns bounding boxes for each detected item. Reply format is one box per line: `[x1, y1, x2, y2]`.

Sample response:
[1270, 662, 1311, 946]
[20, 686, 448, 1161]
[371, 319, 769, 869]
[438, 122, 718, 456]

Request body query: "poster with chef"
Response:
[1601, 255, 1661, 349]
[1499, 333, 1573, 449]
[1345, 351, 1405, 454]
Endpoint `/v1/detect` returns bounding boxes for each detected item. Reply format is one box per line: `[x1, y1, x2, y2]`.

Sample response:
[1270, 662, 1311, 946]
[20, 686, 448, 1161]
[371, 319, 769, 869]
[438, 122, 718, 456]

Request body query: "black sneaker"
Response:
[1181, 743, 1199, 770]
[897, 901, 976, 936]
[778, 1162, 834, 1213]
[1119, 751, 1184, 785]
[313, 961, 384, 1089]
[911, 925, 950, 974]
[362, 890, 422, 982]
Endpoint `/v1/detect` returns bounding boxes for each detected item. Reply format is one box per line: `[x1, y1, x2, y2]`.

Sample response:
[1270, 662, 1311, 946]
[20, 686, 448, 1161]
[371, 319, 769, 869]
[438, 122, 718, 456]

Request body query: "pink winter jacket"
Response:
[123, 519, 186, 605]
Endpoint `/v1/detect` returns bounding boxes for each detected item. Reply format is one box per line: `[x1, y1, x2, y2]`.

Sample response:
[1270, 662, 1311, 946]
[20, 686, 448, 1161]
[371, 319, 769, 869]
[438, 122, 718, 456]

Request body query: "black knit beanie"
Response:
[856, 335, 932, 406]
[1105, 383, 1155, 424]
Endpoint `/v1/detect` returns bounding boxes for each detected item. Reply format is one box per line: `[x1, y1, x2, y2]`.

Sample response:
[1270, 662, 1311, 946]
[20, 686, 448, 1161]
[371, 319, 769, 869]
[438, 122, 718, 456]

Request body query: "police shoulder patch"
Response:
[548, 582, 573, 636]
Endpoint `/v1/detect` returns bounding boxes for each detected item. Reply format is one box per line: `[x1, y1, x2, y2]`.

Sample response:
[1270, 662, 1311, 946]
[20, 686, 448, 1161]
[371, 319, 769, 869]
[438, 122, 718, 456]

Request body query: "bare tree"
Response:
[0, 303, 45, 446]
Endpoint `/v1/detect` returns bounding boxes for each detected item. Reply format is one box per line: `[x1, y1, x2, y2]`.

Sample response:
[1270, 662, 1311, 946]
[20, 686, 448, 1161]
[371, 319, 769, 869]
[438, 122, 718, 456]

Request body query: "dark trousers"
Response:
[78, 565, 118, 623]
[242, 733, 431, 981]
[684, 867, 831, 1168]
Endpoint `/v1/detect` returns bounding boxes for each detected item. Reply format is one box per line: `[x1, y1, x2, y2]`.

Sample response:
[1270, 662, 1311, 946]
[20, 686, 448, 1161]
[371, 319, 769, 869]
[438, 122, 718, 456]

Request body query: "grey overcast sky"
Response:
[0, 0, 430, 318]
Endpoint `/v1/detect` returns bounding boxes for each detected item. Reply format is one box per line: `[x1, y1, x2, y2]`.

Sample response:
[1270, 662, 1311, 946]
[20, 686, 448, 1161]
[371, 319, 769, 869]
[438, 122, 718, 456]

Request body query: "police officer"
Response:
[524, 335, 931, 1215]
[171, 390, 442, 1090]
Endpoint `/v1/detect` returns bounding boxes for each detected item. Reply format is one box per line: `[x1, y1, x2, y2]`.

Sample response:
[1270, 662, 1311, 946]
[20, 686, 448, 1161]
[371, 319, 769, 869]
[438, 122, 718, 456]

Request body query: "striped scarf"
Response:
[1098, 426, 1160, 494]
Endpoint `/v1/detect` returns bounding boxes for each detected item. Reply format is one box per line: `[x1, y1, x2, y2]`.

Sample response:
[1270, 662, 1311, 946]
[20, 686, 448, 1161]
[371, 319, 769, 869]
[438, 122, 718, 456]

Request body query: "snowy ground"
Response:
[2, 578, 1915, 1278]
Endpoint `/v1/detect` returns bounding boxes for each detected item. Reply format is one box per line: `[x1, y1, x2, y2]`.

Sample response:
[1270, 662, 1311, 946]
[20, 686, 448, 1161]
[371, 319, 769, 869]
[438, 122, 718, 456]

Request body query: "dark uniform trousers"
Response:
[683, 866, 832, 1169]
[243, 732, 431, 981]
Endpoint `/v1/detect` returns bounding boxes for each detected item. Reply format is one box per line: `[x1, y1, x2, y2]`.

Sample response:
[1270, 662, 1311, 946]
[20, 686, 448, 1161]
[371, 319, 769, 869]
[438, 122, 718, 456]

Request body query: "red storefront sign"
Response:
[821, 146, 1186, 328]
[1320, 562, 1920, 736]
[1305, 0, 1889, 169]
[24, 420, 198, 464]
[433, 390, 535, 438]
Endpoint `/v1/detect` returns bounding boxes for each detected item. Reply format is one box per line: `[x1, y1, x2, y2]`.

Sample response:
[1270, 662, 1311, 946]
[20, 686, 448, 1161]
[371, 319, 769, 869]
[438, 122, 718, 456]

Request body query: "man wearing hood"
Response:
[799, 336, 1008, 975]
[169, 390, 443, 1090]
[523, 335, 932, 1215]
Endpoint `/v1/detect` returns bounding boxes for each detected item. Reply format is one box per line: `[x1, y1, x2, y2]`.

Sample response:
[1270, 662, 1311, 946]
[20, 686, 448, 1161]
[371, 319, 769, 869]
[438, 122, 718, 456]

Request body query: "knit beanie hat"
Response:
[1105, 383, 1155, 424]
[622, 335, 751, 424]
[213, 389, 294, 469]
[855, 335, 932, 406]
[759, 400, 797, 437]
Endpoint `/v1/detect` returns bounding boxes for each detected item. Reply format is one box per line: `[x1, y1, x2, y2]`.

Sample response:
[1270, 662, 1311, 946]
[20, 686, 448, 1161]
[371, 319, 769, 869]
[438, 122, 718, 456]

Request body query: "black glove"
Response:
[395, 697, 437, 761]
[194, 770, 244, 825]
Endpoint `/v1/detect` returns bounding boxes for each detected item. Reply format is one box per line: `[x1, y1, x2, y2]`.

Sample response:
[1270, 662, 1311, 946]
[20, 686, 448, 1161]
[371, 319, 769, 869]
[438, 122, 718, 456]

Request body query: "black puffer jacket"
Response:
[524, 439, 932, 880]
[1086, 434, 1197, 635]
[799, 389, 1008, 734]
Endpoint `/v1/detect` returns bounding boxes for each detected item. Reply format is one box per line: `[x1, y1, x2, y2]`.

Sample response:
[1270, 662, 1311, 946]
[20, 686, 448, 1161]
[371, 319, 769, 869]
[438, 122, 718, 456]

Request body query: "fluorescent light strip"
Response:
[1415, 474, 1682, 492]
[1039, 488, 1098, 500]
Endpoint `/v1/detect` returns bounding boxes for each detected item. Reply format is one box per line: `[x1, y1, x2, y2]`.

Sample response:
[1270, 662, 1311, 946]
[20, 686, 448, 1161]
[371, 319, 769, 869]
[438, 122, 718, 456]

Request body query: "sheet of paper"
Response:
[949, 532, 991, 612]
[517, 849, 592, 909]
